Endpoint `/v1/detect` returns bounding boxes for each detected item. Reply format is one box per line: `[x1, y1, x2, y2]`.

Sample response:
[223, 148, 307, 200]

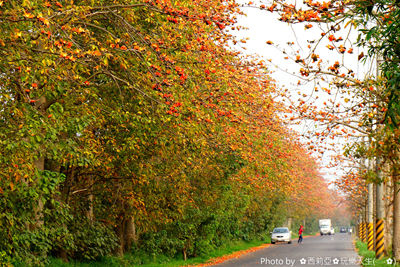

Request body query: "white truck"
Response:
[319, 219, 333, 235]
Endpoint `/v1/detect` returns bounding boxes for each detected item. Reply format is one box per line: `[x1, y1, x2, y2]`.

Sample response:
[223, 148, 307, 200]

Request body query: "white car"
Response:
[271, 227, 292, 244]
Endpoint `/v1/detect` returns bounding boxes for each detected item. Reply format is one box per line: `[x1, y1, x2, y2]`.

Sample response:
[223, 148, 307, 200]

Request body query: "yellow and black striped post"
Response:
[361, 222, 367, 242]
[375, 219, 384, 259]
[358, 222, 362, 239]
[367, 222, 374, 251]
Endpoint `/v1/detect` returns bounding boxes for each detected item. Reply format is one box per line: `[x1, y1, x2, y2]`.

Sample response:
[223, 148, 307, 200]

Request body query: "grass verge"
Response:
[46, 232, 317, 266]
[46, 238, 271, 267]
[355, 240, 398, 266]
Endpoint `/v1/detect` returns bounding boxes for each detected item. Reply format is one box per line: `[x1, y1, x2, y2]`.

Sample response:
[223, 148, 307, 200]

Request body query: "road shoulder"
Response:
[191, 234, 318, 267]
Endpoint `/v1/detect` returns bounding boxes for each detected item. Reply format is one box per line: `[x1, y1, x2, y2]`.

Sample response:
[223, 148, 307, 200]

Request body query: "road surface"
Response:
[214, 233, 360, 267]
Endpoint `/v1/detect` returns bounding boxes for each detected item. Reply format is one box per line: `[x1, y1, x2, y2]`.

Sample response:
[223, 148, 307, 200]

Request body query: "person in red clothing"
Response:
[298, 225, 304, 244]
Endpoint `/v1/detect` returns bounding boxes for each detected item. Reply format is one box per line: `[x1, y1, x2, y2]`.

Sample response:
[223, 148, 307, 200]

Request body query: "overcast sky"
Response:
[232, 3, 377, 185]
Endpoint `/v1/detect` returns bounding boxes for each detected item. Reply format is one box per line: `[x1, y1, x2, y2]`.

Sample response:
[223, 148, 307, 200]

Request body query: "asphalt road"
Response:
[214, 233, 360, 267]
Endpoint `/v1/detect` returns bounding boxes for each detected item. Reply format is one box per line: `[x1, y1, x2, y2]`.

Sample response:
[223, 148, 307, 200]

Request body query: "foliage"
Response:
[69, 220, 118, 261]
[0, 170, 117, 265]
[249, 0, 400, 223]
[0, 170, 69, 265]
[0, 0, 336, 264]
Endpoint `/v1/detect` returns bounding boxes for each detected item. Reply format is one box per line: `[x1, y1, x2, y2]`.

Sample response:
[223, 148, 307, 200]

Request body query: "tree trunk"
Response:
[33, 157, 44, 228]
[385, 172, 393, 255]
[61, 165, 75, 204]
[31, 95, 49, 228]
[86, 176, 94, 223]
[375, 157, 385, 257]
[87, 193, 94, 222]
[287, 217, 292, 230]
[123, 216, 137, 252]
[114, 213, 138, 256]
[183, 248, 187, 261]
[114, 218, 125, 257]
[57, 248, 69, 263]
[44, 159, 69, 262]
[392, 166, 400, 260]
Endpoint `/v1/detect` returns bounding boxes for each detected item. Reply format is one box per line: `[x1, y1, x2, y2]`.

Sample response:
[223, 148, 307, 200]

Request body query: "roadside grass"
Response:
[356, 240, 398, 266]
[46, 232, 318, 266]
[46, 237, 272, 267]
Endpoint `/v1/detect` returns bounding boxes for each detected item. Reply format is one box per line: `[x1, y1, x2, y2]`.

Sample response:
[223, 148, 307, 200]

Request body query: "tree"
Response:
[0, 0, 336, 264]
[250, 0, 400, 259]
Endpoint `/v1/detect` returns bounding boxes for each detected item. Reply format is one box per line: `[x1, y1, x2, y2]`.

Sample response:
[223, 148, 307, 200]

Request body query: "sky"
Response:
[231, 3, 377, 185]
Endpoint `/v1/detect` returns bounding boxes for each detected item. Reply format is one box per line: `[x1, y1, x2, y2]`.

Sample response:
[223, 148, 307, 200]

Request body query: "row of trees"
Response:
[0, 0, 336, 264]
[252, 0, 400, 260]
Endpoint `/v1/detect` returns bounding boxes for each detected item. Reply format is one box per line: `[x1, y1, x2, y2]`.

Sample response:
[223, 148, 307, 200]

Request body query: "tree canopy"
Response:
[0, 0, 339, 264]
